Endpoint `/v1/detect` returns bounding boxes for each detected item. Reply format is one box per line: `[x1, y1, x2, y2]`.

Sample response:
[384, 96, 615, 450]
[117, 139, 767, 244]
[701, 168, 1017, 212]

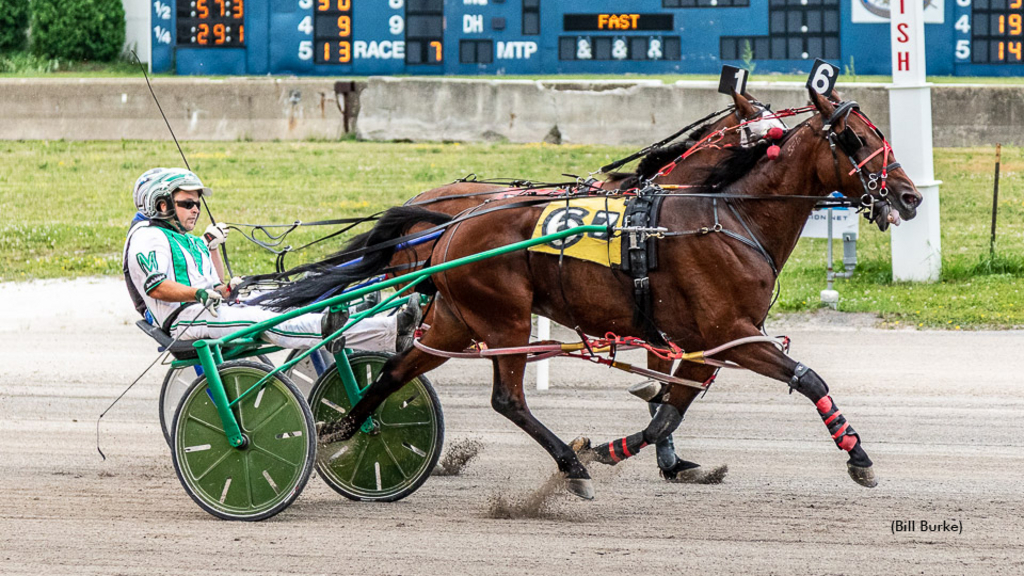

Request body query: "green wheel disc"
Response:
[310, 351, 443, 502]
[160, 354, 273, 449]
[171, 361, 315, 521]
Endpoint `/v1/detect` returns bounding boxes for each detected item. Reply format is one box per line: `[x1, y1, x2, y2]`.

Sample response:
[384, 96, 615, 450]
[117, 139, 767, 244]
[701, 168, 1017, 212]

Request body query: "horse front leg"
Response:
[575, 362, 715, 480]
[717, 330, 877, 488]
[490, 354, 595, 500]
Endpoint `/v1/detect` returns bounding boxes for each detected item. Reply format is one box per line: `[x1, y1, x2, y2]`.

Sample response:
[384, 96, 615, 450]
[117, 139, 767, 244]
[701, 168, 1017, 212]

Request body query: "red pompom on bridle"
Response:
[765, 126, 785, 160]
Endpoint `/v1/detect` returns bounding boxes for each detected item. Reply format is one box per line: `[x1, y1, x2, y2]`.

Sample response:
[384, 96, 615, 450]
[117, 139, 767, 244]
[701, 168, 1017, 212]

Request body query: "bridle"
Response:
[823, 101, 901, 226]
[736, 100, 786, 148]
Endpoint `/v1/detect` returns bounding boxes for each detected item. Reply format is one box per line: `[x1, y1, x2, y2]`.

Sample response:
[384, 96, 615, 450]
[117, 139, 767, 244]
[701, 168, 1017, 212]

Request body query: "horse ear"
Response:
[731, 90, 757, 120]
[829, 87, 844, 102]
[810, 89, 836, 117]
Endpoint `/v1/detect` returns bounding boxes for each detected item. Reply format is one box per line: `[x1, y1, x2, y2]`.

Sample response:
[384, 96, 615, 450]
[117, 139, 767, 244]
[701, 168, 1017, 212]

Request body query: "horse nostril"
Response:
[901, 193, 920, 209]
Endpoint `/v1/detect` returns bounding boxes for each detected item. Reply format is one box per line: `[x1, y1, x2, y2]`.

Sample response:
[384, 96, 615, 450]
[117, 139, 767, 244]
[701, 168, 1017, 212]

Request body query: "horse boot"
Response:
[790, 363, 877, 488]
[647, 402, 702, 482]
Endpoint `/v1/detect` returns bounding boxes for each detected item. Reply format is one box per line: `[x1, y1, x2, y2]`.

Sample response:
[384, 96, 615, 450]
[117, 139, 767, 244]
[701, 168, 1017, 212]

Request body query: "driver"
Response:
[123, 167, 420, 352]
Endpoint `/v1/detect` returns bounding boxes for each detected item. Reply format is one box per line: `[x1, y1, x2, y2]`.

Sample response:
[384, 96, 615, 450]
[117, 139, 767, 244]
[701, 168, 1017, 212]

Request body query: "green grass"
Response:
[0, 51, 147, 77]
[1, 141, 1021, 329]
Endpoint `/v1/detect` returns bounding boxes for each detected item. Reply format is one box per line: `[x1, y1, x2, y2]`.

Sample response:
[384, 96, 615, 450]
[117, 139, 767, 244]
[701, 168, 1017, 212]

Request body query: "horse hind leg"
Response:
[489, 354, 595, 500]
[581, 361, 716, 481]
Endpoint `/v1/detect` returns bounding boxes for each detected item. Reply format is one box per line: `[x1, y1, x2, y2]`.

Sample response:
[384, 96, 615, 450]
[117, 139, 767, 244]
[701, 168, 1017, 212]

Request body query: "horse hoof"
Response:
[627, 380, 665, 402]
[569, 436, 591, 453]
[660, 459, 701, 481]
[566, 478, 594, 500]
[847, 463, 877, 488]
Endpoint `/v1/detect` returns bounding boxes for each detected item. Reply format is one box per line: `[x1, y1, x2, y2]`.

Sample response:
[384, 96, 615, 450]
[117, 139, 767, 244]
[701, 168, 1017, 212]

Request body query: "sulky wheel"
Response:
[170, 360, 315, 521]
[283, 348, 334, 399]
[309, 351, 443, 502]
[159, 354, 272, 448]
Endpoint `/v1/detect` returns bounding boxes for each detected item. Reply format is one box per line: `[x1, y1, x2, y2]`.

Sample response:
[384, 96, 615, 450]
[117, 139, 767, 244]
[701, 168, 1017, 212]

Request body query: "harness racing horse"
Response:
[383, 90, 788, 481]
[265, 91, 920, 499]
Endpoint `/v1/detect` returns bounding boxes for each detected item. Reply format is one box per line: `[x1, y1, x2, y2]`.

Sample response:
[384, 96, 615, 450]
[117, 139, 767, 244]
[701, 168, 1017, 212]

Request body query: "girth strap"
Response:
[621, 194, 668, 345]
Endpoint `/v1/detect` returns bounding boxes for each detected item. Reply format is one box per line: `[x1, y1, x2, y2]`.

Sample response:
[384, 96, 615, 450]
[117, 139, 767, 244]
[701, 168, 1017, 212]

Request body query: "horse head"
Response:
[809, 90, 922, 232]
[732, 90, 788, 148]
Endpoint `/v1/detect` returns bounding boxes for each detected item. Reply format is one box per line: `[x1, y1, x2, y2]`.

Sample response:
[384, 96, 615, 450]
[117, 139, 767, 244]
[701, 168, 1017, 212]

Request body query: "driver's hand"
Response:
[203, 222, 229, 251]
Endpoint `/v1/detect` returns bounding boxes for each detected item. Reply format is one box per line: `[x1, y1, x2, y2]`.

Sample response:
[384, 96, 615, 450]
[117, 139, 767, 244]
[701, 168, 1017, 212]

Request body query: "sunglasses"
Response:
[175, 200, 203, 211]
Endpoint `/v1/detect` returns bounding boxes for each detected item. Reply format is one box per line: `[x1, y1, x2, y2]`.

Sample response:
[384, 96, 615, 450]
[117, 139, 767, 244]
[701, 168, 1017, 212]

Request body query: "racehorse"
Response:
[264, 90, 920, 498]
[261, 89, 787, 481]
[370, 90, 789, 481]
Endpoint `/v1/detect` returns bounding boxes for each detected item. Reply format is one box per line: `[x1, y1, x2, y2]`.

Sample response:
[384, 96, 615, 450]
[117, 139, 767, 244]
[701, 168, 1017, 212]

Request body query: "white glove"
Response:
[195, 288, 223, 317]
[203, 222, 229, 251]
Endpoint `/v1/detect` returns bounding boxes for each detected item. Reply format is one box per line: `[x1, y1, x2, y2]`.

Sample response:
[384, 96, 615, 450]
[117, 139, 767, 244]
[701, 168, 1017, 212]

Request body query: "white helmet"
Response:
[133, 168, 212, 219]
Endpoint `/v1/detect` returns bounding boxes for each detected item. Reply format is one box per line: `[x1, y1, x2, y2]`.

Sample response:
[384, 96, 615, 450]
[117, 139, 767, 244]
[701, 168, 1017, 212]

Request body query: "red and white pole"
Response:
[889, 0, 942, 281]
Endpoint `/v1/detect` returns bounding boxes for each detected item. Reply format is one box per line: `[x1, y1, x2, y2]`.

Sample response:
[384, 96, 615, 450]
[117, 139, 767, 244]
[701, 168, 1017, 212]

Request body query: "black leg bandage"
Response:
[790, 363, 860, 452]
[649, 402, 679, 470]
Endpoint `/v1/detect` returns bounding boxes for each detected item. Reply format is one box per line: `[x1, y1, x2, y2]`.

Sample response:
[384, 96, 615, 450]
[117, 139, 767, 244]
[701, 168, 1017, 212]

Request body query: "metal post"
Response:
[821, 207, 839, 309]
[991, 144, 1002, 257]
[536, 316, 550, 391]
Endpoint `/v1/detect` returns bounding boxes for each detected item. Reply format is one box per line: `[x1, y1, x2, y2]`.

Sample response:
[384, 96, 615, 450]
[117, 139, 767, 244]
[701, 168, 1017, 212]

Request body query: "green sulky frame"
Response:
[189, 225, 611, 448]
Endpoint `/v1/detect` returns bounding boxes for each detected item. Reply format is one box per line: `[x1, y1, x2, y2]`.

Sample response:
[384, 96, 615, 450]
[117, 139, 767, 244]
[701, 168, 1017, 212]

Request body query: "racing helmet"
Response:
[133, 168, 212, 220]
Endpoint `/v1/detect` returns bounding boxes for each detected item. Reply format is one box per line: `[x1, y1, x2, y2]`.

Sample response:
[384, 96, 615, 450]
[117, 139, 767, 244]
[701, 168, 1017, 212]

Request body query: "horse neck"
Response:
[723, 134, 832, 271]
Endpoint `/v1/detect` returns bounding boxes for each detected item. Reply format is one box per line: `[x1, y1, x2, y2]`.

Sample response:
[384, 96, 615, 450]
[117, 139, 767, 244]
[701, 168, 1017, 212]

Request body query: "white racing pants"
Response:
[168, 303, 397, 352]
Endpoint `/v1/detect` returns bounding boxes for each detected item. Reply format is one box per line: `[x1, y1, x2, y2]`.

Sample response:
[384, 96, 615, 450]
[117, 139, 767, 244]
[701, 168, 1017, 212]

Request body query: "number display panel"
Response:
[176, 0, 245, 47]
[152, 0, 1024, 77]
[972, 0, 1024, 63]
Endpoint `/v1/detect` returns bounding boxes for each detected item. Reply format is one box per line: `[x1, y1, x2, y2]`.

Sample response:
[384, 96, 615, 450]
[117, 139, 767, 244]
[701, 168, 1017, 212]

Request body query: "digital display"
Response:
[152, 0, 1024, 77]
[972, 0, 1024, 64]
[176, 0, 244, 47]
[564, 14, 674, 32]
[314, 0, 353, 64]
[406, 0, 444, 65]
[559, 36, 681, 61]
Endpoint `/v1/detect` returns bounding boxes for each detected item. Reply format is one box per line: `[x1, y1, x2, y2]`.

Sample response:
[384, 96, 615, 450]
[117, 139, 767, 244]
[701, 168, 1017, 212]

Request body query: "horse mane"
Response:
[603, 123, 720, 189]
[699, 140, 771, 191]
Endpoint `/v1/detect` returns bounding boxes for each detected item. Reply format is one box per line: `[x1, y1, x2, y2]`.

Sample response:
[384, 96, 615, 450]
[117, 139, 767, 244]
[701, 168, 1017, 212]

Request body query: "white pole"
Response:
[536, 316, 550, 391]
[888, 0, 942, 281]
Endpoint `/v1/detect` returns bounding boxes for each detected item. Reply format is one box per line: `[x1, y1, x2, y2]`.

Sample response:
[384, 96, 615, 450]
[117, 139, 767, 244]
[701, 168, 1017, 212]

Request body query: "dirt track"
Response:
[1, 278, 1022, 575]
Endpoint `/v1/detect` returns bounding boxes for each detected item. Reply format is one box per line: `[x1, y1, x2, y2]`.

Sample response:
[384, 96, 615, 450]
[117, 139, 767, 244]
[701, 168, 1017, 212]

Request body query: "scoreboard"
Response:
[150, 0, 1024, 76]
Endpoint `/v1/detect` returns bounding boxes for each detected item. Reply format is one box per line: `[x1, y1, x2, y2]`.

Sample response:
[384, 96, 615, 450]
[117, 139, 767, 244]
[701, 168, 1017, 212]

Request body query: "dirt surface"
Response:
[1, 278, 1022, 575]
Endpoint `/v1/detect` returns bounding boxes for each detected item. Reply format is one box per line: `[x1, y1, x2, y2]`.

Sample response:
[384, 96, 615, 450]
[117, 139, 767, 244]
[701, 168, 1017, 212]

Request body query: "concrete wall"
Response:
[0, 78, 346, 141]
[0, 77, 1019, 147]
[355, 77, 893, 146]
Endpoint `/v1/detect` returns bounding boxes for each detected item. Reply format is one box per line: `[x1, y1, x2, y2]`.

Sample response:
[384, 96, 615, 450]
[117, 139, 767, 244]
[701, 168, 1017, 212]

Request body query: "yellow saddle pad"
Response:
[529, 197, 626, 267]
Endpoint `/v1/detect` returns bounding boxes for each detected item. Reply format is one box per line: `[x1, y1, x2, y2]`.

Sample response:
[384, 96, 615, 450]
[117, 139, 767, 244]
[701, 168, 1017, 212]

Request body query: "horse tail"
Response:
[253, 206, 453, 311]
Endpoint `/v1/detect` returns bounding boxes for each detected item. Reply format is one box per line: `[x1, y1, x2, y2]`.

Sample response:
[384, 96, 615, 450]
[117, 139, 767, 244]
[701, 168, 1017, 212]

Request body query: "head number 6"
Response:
[806, 59, 839, 96]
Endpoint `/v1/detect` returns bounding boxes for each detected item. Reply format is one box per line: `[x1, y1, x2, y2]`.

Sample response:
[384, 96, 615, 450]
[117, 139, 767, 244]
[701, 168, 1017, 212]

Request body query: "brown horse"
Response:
[382, 90, 789, 481]
[266, 90, 920, 499]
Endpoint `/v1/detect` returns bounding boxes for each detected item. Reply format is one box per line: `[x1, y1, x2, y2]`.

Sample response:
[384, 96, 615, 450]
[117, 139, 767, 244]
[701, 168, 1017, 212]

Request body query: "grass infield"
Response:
[1, 140, 1021, 329]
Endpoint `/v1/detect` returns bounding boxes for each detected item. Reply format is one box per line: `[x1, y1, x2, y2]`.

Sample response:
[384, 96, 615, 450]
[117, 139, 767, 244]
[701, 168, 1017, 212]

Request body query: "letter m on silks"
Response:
[137, 251, 159, 274]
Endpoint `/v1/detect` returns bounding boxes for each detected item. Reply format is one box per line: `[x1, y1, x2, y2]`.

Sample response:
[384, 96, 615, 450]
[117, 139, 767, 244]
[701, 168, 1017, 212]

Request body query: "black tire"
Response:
[170, 360, 316, 521]
[159, 354, 272, 448]
[309, 351, 443, 502]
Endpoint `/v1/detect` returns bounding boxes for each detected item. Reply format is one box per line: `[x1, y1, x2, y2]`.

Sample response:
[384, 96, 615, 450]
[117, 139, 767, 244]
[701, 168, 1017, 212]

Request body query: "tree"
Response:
[31, 0, 125, 61]
[0, 0, 30, 50]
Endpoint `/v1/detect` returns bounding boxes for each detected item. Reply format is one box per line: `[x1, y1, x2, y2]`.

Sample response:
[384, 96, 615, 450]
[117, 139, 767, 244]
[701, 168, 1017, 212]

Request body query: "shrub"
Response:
[30, 0, 125, 61]
[0, 0, 30, 50]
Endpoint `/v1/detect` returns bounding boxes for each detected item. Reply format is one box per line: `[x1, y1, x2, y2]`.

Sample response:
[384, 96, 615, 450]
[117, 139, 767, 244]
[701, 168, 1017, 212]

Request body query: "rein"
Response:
[598, 105, 738, 174]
